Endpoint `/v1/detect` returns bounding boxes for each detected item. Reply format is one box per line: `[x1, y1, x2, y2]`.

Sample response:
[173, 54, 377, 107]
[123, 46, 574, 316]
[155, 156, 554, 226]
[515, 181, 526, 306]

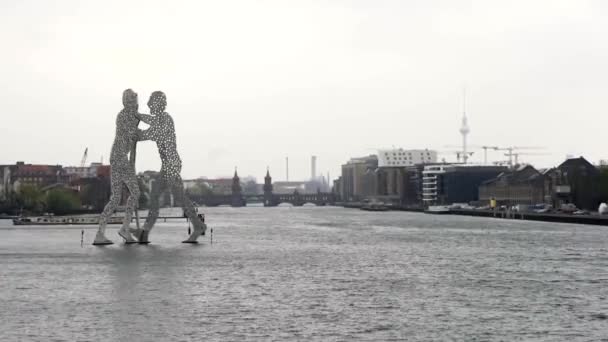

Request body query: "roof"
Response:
[481, 164, 542, 186]
[16, 164, 64, 178]
[40, 183, 75, 193]
[17, 164, 59, 174]
[558, 156, 598, 172]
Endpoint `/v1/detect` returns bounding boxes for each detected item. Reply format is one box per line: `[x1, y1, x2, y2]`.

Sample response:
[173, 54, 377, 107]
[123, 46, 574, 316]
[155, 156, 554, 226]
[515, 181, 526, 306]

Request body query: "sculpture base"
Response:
[118, 228, 138, 244]
[93, 232, 114, 246]
[182, 231, 203, 243]
[130, 228, 150, 244]
[92, 241, 114, 246]
[181, 223, 206, 244]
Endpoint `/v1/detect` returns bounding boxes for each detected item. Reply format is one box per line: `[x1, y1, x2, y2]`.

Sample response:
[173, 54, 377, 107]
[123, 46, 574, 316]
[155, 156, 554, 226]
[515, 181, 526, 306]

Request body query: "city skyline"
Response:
[2, 0, 608, 179]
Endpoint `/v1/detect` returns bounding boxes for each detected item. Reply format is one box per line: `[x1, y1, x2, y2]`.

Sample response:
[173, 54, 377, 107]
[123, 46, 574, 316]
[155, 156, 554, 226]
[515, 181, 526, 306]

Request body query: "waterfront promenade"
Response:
[341, 202, 608, 227]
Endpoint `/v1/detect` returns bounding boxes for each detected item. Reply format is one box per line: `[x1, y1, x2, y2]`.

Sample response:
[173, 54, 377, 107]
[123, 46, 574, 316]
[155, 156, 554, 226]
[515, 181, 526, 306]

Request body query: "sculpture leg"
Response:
[132, 176, 166, 243]
[118, 177, 140, 244]
[93, 181, 122, 245]
[171, 175, 206, 243]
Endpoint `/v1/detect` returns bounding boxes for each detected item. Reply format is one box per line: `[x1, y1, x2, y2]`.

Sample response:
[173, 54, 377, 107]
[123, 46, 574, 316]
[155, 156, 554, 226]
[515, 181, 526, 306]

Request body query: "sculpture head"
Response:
[122, 89, 139, 110]
[148, 91, 167, 113]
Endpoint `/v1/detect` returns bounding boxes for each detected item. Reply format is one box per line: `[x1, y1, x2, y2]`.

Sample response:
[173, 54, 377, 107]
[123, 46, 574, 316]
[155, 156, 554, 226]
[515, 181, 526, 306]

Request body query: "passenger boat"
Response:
[360, 199, 390, 212]
[12, 216, 124, 226]
[361, 203, 390, 212]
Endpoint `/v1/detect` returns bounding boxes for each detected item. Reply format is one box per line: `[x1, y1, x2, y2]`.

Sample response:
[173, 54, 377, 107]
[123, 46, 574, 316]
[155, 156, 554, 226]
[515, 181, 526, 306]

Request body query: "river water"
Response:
[1, 206, 608, 341]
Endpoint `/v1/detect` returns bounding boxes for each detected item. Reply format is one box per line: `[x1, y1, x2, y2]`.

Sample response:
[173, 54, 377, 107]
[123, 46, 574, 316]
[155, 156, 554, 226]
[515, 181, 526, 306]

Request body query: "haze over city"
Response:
[2, 0, 607, 179]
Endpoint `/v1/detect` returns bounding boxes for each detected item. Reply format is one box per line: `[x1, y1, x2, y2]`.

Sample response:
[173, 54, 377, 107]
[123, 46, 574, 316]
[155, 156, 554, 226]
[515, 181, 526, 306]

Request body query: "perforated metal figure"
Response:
[93, 89, 141, 245]
[131, 91, 206, 243]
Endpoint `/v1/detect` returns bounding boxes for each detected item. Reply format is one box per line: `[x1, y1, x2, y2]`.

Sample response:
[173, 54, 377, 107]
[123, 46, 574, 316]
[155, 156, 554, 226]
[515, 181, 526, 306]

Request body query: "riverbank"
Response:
[339, 202, 608, 226]
[338, 202, 423, 212]
[450, 208, 608, 226]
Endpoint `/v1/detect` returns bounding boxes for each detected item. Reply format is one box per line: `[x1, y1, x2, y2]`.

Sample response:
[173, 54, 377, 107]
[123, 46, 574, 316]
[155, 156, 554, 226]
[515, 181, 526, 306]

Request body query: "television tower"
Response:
[459, 88, 470, 164]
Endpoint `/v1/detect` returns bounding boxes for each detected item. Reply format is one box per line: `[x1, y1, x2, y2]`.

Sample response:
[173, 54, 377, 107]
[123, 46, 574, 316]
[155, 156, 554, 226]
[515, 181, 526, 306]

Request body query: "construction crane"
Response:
[80, 147, 88, 167]
[442, 145, 479, 164]
[480, 146, 499, 165]
[492, 160, 511, 166]
[438, 150, 474, 164]
[494, 146, 546, 168]
[503, 152, 550, 166]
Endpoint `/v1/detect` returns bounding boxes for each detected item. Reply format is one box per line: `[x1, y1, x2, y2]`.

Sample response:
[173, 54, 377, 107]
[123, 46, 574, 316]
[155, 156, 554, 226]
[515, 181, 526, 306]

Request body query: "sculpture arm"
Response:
[138, 128, 154, 142]
[135, 113, 154, 125]
[134, 113, 157, 141]
[136, 129, 146, 141]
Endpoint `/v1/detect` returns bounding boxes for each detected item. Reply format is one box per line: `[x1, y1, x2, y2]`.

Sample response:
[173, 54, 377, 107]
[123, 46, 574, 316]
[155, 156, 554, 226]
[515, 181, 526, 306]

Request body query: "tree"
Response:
[76, 177, 111, 212]
[17, 184, 45, 213]
[46, 189, 81, 215]
[138, 176, 149, 209]
[186, 181, 214, 197]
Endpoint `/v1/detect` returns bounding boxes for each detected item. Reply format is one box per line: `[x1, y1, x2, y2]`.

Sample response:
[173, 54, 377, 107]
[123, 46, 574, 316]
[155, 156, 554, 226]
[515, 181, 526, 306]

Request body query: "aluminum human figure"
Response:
[93, 89, 140, 245]
[131, 91, 206, 243]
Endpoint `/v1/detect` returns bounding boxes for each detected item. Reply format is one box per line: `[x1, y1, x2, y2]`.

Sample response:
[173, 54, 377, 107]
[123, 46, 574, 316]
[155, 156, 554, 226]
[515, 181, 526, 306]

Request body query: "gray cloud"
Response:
[0, 0, 606, 180]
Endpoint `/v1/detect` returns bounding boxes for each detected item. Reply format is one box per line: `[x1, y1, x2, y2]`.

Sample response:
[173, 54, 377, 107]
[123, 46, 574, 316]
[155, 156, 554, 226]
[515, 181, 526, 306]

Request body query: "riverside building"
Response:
[373, 149, 437, 206]
[340, 155, 378, 202]
[422, 164, 507, 205]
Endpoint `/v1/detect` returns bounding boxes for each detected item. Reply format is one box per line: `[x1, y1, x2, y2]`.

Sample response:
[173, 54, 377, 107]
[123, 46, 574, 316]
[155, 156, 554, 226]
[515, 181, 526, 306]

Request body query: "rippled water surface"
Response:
[2, 207, 608, 341]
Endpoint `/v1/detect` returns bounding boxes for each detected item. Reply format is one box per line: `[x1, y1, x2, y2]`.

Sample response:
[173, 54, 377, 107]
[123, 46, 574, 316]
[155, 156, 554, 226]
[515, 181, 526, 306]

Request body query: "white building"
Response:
[64, 163, 103, 180]
[422, 164, 447, 204]
[378, 149, 437, 168]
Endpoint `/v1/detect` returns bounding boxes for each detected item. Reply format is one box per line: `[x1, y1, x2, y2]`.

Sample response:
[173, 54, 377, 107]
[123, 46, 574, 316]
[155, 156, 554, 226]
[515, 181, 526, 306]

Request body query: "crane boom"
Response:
[493, 146, 546, 168]
[80, 147, 88, 167]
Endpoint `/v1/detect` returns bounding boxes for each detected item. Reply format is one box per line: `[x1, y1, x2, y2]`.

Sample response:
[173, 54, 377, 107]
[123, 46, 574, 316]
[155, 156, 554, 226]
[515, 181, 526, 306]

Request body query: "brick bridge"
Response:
[187, 170, 335, 207]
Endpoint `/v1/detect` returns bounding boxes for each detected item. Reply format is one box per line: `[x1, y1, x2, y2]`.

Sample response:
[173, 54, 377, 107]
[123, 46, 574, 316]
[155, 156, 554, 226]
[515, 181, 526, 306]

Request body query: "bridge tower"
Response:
[263, 168, 274, 207]
[231, 168, 244, 207]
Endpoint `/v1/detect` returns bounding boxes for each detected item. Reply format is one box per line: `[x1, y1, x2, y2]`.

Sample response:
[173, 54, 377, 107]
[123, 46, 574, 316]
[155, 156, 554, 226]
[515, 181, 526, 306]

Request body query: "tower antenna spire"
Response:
[463, 86, 466, 114]
[459, 86, 471, 164]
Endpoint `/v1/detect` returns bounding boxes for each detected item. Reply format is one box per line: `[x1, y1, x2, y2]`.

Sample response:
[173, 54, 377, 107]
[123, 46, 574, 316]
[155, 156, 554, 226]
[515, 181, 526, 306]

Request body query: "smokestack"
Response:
[311, 155, 317, 181]
[286, 156, 289, 181]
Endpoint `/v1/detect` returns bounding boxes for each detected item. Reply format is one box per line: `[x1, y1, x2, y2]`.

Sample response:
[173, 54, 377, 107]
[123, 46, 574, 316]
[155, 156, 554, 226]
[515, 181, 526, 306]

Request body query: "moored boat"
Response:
[361, 203, 390, 212]
[12, 216, 124, 226]
[424, 205, 451, 214]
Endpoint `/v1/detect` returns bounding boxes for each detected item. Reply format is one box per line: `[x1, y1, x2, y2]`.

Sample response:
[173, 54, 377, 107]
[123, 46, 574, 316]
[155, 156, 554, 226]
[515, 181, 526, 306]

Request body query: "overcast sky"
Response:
[1, 0, 607, 180]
